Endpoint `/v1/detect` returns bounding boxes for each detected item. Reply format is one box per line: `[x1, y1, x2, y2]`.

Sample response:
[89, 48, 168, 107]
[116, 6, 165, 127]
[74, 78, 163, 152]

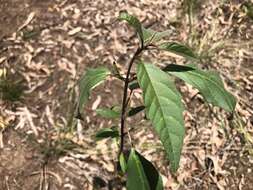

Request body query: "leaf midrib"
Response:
[140, 64, 177, 161]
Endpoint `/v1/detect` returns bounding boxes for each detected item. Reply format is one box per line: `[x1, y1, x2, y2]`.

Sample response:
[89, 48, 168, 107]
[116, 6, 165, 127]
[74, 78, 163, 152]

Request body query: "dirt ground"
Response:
[0, 0, 253, 190]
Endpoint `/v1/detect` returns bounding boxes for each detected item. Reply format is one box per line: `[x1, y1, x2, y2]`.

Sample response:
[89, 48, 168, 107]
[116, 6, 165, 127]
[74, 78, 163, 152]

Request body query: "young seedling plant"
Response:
[76, 12, 236, 190]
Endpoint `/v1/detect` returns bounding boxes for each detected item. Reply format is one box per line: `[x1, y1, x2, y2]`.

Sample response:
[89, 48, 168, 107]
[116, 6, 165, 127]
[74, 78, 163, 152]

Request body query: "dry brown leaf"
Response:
[18, 12, 36, 32]
[68, 27, 82, 36]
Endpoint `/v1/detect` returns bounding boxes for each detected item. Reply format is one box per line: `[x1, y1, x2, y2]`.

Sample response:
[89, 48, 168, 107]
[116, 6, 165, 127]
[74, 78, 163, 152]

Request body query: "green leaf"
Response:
[164, 64, 236, 112]
[129, 81, 140, 90]
[95, 127, 119, 141]
[137, 62, 185, 172]
[77, 67, 110, 114]
[96, 108, 120, 119]
[118, 12, 143, 44]
[143, 27, 170, 44]
[159, 42, 198, 60]
[128, 106, 145, 117]
[127, 149, 163, 190]
[119, 153, 127, 173]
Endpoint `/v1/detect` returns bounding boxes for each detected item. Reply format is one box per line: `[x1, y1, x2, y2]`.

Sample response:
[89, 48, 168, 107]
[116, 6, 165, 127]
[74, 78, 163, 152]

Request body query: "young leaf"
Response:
[127, 149, 163, 190]
[159, 42, 198, 60]
[137, 62, 185, 172]
[118, 12, 143, 45]
[119, 153, 127, 173]
[164, 64, 236, 112]
[95, 127, 119, 141]
[142, 27, 170, 45]
[77, 67, 110, 114]
[96, 108, 120, 119]
[129, 81, 140, 90]
[128, 106, 145, 117]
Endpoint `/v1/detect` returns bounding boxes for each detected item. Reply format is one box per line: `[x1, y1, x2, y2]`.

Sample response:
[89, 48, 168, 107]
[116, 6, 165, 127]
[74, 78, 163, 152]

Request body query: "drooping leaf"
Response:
[137, 62, 185, 172]
[128, 106, 145, 117]
[143, 27, 170, 45]
[94, 127, 119, 141]
[96, 108, 120, 119]
[77, 67, 110, 114]
[127, 149, 163, 190]
[159, 42, 198, 60]
[118, 12, 143, 44]
[164, 64, 236, 112]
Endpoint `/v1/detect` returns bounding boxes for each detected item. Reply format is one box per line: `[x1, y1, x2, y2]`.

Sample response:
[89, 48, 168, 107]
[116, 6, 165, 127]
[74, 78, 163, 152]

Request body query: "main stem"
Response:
[119, 46, 142, 156]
